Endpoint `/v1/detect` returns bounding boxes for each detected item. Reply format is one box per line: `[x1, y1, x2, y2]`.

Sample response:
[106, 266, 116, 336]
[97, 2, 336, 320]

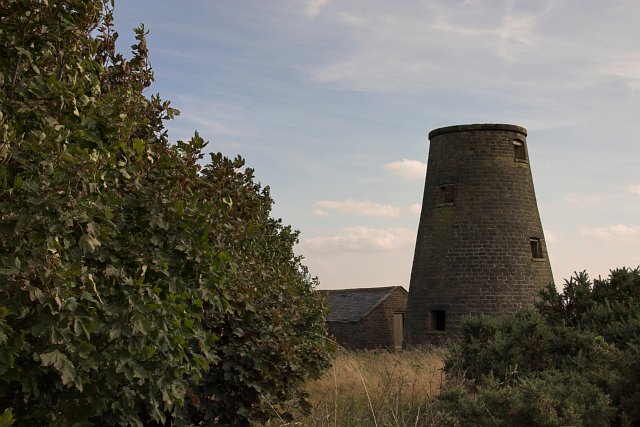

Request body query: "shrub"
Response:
[440, 268, 640, 426]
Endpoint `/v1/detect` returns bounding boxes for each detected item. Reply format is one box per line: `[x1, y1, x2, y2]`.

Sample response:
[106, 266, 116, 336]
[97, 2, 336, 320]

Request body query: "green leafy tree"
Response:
[438, 268, 640, 427]
[0, 1, 331, 425]
[182, 153, 332, 425]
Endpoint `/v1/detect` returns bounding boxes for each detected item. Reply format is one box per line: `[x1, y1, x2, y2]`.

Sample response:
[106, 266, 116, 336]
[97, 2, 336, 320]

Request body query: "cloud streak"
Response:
[306, 0, 331, 17]
[581, 224, 640, 240]
[314, 199, 401, 217]
[302, 227, 415, 253]
[314, 198, 423, 217]
[306, 0, 640, 108]
[565, 195, 603, 206]
[309, 0, 551, 92]
[384, 159, 427, 181]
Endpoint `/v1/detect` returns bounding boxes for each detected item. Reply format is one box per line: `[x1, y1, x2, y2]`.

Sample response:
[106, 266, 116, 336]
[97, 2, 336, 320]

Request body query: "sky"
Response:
[114, 0, 640, 290]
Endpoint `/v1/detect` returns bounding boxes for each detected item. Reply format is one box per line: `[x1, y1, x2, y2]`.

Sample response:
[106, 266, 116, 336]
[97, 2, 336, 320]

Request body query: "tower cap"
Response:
[429, 123, 527, 139]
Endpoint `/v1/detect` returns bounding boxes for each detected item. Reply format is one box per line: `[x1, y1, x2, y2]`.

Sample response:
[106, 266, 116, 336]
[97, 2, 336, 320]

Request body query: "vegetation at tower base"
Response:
[0, 1, 332, 425]
[437, 268, 640, 427]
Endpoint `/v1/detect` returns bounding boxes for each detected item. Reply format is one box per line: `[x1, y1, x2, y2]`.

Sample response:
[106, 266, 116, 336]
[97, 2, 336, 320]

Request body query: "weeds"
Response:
[263, 347, 446, 426]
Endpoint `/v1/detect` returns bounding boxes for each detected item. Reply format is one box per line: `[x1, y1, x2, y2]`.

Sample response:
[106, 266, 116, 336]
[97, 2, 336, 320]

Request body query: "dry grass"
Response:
[264, 347, 446, 426]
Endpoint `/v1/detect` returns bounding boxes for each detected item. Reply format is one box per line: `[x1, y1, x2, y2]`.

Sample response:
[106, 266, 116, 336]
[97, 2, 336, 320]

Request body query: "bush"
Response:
[0, 1, 331, 425]
[439, 268, 640, 426]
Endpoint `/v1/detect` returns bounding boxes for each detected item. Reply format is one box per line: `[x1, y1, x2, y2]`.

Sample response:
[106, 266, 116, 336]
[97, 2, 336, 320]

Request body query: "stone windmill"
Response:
[405, 124, 554, 345]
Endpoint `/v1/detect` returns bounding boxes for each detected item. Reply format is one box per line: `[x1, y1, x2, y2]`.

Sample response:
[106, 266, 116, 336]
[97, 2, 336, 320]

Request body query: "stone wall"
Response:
[405, 124, 554, 346]
[328, 287, 407, 350]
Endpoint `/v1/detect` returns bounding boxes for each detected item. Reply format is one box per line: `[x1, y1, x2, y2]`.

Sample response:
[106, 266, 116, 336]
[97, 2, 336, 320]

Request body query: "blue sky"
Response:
[115, 0, 640, 289]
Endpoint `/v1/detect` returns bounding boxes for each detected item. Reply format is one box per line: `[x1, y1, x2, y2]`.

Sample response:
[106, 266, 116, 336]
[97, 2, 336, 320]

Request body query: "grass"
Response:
[264, 347, 446, 426]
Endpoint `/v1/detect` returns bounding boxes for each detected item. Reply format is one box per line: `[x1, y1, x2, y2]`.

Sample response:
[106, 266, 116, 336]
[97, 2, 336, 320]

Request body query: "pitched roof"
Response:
[323, 286, 407, 323]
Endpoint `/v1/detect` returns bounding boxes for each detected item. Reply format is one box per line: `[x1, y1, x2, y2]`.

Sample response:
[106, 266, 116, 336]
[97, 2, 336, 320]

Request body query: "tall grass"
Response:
[264, 348, 446, 426]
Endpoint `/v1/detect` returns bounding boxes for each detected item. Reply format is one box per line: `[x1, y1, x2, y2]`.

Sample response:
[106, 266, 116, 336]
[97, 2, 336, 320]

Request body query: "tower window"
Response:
[430, 310, 446, 331]
[438, 185, 454, 205]
[513, 140, 527, 162]
[530, 238, 543, 259]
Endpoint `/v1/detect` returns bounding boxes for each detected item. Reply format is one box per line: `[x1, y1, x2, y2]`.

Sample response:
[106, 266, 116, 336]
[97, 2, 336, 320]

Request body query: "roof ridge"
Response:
[324, 285, 404, 293]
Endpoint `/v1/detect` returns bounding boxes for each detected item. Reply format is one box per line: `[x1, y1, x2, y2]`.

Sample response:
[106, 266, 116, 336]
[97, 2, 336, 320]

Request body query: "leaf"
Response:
[86, 223, 97, 235]
[78, 234, 101, 254]
[108, 328, 121, 341]
[119, 168, 131, 179]
[0, 408, 15, 427]
[132, 363, 147, 379]
[40, 350, 76, 386]
[31, 320, 49, 337]
[104, 265, 120, 277]
[27, 286, 44, 302]
[12, 176, 22, 190]
[73, 317, 90, 339]
[132, 138, 144, 153]
[162, 389, 174, 409]
[150, 214, 168, 230]
[76, 342, 95, 358]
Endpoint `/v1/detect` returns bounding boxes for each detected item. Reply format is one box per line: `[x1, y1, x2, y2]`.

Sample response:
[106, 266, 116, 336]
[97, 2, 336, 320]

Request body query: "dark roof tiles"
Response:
[324, 286, 406, 322]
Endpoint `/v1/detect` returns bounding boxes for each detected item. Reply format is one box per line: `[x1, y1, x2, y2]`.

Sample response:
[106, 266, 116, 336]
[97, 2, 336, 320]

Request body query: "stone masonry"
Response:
[325, 286, 407, 350]
[405, 124, 554, 346]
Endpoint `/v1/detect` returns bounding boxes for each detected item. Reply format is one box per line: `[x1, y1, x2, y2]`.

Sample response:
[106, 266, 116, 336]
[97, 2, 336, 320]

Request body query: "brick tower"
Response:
[405, 124, 553, 345]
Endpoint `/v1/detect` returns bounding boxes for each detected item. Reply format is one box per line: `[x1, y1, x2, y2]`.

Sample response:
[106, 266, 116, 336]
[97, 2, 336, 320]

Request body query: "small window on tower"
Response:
[438, 185, 454, 205]
[514, 140, 527, 162]
[530, 237, 543, 259]
[430, 310, 446, 331]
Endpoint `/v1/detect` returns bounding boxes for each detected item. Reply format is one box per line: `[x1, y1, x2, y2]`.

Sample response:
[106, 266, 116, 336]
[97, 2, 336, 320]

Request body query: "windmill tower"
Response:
[405, 124, 553, 345]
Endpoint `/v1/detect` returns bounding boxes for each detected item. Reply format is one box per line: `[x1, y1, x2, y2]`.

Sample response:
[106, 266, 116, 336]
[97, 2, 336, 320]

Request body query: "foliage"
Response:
[439, 268, 640, 426]
[0, 0, 331, 425]
[186, 149, 333, 425]
[0, 409, 15, 427]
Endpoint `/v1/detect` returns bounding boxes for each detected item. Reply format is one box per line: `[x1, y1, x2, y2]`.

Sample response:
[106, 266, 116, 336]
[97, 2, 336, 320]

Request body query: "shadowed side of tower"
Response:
[405, 124, 553, 346]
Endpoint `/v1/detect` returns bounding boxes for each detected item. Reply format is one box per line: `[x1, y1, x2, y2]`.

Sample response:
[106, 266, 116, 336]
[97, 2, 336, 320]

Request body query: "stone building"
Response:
[405, 124, 554, 346]
[325, 286, 407, 350]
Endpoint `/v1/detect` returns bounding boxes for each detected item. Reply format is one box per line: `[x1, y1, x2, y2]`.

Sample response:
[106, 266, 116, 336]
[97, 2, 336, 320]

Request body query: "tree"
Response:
[0, 1, 332, 425]
[438, 268, 640, 426]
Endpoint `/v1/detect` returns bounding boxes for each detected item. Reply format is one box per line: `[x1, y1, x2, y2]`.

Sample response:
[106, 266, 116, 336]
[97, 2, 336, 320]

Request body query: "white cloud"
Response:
[314, 198, 401, 217]
[313, 199, 422, 217]
[169, 95, 255, 139]
[629, 184, 640, 195]
[432, 10, 538, 60]
[309, 1, 552, 92]
[338, 12, 364, 26]
[602, 55, 640, 91]
[580, 224, 640, 240]
[306, 0, 331, 17]
[384, 159, 427, 181]
[306, 0, 640, 108]
[302, 227, 415, 253]
[565, 195, 603, 205]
